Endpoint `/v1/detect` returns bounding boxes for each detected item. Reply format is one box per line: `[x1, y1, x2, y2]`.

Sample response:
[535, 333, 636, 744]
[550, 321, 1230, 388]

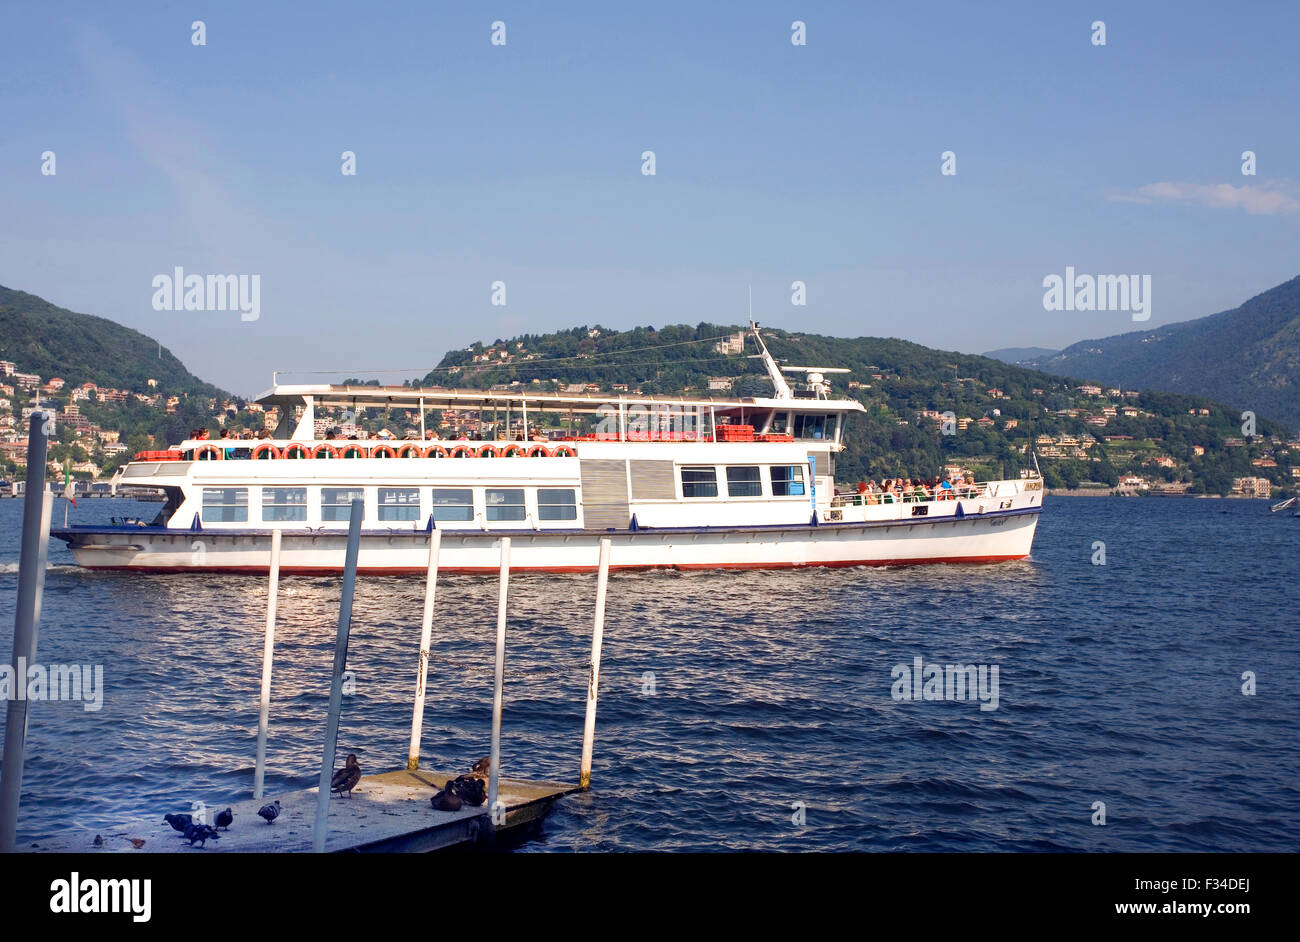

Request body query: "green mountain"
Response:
[0, 286, 241, 476]
[1018, 275, 1300, 430]
[0, 285, 222, 397]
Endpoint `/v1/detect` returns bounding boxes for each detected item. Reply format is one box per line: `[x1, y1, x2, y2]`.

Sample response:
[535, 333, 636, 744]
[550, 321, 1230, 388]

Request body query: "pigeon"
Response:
[449, 775, 486, 807]
[163, 813, 193, 834]
[430, 781, 462, 812]
[182, 822, 220, 847]
[331, 754, 362, 799]
[215, 807, 234, 831]
[129, 838, 146, 849]
[93, 834, 104, 847]
[257, 800, 282, 824]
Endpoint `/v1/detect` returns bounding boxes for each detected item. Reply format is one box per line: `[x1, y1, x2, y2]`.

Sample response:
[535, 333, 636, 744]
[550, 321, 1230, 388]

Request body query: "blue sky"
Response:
[2, 1, 1298, 395]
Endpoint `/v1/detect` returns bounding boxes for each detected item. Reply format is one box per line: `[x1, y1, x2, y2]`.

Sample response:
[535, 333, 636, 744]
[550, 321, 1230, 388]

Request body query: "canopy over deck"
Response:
[255, 383, 867, 416]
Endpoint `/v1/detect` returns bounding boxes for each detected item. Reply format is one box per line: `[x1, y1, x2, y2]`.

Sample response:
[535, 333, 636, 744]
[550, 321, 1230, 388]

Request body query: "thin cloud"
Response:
[1110, 181, 1300, 215]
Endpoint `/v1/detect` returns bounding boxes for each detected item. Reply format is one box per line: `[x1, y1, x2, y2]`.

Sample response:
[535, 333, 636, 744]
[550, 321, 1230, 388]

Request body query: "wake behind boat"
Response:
[51, 326, 1043, 573]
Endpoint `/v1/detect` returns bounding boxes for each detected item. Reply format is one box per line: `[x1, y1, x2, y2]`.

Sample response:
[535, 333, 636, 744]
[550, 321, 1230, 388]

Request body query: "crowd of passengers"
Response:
[187, 426, 552, 444]
[845, 471, 984, 503]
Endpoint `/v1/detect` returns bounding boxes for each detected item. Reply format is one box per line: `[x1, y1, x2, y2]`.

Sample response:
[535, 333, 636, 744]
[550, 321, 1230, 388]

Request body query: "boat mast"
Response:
[747, 287, 793, 400]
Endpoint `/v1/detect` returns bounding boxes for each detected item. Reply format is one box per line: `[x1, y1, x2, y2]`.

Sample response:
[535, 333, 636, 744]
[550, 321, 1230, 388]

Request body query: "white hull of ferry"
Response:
[60, 505, 1039, 574]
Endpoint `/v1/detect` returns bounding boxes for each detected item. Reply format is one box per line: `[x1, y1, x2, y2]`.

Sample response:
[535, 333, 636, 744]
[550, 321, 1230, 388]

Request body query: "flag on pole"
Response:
[64, 456, 77, 505]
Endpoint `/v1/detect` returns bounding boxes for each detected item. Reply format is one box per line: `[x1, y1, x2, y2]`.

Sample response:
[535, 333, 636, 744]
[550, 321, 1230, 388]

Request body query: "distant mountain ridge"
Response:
[983, 346, 1060, 365]
[1014, 276, 1300, 429]
[0, 285, 223, 397]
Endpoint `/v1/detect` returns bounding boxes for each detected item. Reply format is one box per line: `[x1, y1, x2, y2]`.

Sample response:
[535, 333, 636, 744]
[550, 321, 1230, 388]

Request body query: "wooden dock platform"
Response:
[28, 769, 580, 854]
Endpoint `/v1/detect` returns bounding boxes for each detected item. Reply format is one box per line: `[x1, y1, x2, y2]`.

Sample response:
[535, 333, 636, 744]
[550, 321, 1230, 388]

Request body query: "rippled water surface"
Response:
[1, 495, 1297, 851]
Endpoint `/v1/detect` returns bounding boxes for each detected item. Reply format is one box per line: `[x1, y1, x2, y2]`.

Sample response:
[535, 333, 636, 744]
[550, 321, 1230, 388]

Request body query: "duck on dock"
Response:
[215, 807, 234, 831]
[449, 775, 486, 807]
[430, 781, 463, 812]
[257, 800, 282, 824]
[331, 754, 362, 798]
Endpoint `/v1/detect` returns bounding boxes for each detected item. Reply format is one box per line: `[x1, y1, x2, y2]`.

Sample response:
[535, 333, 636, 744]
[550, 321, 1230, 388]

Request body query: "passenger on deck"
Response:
[913, 479, 930, 501]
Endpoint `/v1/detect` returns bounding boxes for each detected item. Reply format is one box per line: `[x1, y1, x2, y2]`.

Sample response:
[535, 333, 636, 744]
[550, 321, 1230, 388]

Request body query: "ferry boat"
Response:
[52, 327, 1043, 573]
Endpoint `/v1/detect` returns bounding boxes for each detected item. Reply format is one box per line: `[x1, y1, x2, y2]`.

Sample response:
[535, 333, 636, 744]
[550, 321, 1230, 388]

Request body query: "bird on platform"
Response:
[93, 834, 104, 848]
[163, 813, 193, 834]
[257, 800, 282, 824]
[129, 838, 146, 849]
[449, 774, 486, 807]
[470, 756, 491, 782]
[182, 822, 220, 848]
[215, 807, 234, 831]
[331, 754, 362, 799]
[430, 781, 463, 812]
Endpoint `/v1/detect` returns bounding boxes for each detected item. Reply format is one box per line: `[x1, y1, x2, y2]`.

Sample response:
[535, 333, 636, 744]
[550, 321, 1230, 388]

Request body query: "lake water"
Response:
[1, 495, 1297, 851]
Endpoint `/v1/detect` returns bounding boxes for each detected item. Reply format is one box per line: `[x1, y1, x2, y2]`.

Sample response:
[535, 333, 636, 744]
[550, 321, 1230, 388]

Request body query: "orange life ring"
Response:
[282, 443, 310, 459]
[396, 443, 424, 458]
[499, 443, 527, 458]
[475, 444, 499, 458]
[448, 444, 472, 459]
[426, 444, 448, 458]
[193, 444, 223, 461]
[338, 443, 367, 459]
[370, 444, 397, 458]
[551, 444, 577, 458]
[312, 443, 342, 460]
[526, 444, 553, 458]
[252, 443, 281, 460]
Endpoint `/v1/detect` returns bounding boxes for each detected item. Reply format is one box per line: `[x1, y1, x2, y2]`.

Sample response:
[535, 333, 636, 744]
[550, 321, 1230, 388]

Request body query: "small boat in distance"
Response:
[1271, 496, 1296, 513]
[52, 325, 1044, 573]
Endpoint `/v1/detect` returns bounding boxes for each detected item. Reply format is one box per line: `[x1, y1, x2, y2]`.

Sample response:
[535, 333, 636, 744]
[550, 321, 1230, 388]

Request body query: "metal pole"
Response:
[253, 528, 283, 798]
[312, 498, 363, 853]
[579, 538, 611, 789]
[487, 537, 510, 821]
[0, 414, 53, 853]
[406, 529, 442, 770]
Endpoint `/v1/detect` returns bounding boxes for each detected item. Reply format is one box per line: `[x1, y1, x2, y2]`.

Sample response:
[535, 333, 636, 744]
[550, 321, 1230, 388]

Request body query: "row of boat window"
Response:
[200, 486, 578, 524]
[681, 465, 806, 498]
